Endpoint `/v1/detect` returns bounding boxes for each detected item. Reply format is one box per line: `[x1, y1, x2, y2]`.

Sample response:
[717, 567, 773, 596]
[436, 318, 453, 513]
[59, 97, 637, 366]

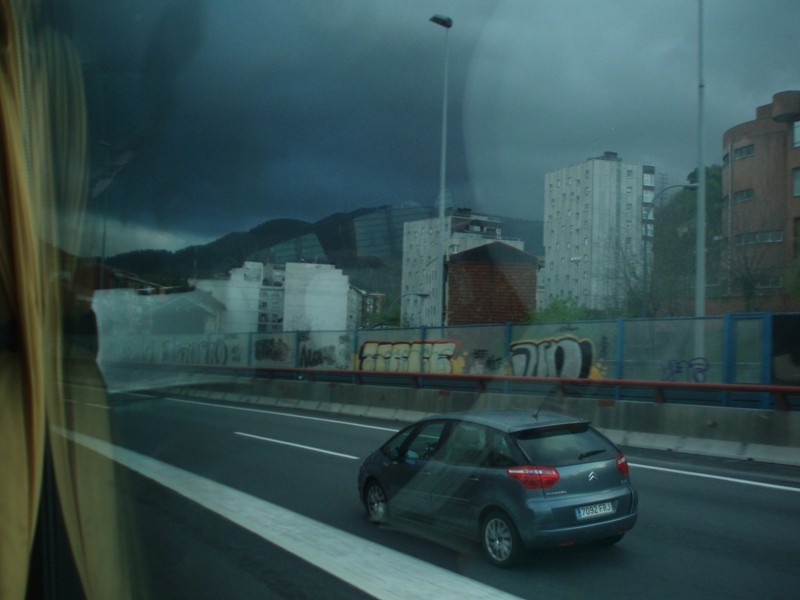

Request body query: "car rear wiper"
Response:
[578, 449, 607, 460]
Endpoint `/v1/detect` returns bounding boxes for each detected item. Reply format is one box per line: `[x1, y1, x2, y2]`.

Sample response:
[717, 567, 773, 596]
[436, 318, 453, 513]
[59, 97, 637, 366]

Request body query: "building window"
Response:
[734, 188, 755, 203]
[794, 168, 800, 197]
[643, 173, 654, 186]
[734, 144, 754, 160]
[734, 230, 783, 246]
[794, 121, 800, 148]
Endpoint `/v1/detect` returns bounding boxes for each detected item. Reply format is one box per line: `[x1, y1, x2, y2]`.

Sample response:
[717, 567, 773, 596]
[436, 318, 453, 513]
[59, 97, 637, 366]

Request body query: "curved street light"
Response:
[642, 183, 699, 316]
[430, 14, 452, 327]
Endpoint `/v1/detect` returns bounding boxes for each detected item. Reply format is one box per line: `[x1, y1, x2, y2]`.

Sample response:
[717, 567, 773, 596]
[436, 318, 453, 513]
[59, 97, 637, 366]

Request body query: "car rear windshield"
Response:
[512, 425, 617, 467]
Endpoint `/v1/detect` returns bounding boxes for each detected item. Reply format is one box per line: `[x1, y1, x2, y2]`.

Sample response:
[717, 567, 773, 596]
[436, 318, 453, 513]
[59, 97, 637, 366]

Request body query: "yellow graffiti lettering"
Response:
[359, 340, 458, 374]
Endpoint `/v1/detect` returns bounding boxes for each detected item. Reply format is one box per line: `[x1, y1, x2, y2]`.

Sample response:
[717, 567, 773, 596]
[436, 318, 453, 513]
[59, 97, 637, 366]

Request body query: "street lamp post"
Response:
[430, 14, 452, 327]
[695, 0, 707, 355]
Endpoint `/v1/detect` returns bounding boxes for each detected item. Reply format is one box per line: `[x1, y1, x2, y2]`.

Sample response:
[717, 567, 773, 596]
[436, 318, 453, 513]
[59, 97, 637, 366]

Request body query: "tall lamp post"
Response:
[642, 183, 698, 316]
[430, 14, 452, 327]
[695, 0, 707, 355]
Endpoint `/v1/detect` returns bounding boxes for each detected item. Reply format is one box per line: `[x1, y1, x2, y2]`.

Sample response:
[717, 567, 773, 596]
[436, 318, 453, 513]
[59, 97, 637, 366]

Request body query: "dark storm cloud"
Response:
[463, 0, 800, 218]
[69, 0, 800, 254]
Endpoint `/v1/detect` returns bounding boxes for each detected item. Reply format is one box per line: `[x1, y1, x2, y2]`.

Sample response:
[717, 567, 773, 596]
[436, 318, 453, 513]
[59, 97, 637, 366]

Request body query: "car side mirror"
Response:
[404, 449, 419, 465]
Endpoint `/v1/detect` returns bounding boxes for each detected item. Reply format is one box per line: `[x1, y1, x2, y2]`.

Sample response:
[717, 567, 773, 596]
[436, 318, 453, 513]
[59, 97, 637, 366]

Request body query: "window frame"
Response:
[734, 144, 754, 160]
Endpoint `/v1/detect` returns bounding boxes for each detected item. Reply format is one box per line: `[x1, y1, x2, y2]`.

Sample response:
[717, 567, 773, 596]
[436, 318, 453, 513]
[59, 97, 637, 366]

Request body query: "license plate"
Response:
[575, 501, 614, 520]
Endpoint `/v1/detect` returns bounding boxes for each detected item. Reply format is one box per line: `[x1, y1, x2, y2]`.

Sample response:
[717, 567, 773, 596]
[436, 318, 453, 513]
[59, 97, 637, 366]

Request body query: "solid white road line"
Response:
[160, 397, 800, 493]
[630, 462, 800, 493]
[234, 431, 359, 460]
[167, 397, 398, 432]
[58, 429, 521, 600]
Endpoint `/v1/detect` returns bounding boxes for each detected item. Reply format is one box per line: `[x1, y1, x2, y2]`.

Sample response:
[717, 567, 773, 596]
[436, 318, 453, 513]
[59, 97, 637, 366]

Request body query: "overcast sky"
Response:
[70, 0, 800, 255]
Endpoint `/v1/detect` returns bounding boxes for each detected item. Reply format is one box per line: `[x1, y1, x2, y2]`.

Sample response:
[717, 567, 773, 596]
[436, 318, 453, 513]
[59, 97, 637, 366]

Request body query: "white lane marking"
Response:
[159, 397, 800, 493]
[630, 463, 800, 493]
[57, 428, 521, 600]
[235, 431, 358, 460]
[167, 397, 398, 432]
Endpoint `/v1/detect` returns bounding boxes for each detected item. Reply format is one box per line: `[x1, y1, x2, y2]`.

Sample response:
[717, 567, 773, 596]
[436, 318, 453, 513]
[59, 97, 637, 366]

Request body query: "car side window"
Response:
[487, 432, 517, 468]
[380, 426, 415, 458]
[405, 421, 448, 461]
[442, 422, 489, 466]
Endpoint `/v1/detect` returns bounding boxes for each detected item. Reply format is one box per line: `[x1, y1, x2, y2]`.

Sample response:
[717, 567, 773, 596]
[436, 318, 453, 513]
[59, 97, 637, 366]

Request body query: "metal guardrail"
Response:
[104, 360, 800, 411]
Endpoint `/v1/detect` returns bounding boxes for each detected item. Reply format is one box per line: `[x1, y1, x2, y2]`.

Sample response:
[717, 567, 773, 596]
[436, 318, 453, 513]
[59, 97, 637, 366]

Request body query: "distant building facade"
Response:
[541, 152, 656, 311]
[192, 261, 266, 332]
[251, 233, 327, 265]
[353, 205, 435, 258]
[283, 262, 353, 331]
[447, 242, 538, 325]
[719, 90, 800, 312]
[192, 261, 360, 333]
[401, 209, 524, 326]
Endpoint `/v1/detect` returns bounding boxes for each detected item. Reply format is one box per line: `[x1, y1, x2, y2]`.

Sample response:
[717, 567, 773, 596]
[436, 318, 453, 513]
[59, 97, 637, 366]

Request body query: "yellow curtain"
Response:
[1, 1, 135, 597]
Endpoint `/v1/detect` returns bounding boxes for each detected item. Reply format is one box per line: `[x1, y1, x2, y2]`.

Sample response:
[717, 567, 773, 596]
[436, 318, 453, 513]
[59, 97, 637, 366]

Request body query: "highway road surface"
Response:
[63, 390, 800, 599]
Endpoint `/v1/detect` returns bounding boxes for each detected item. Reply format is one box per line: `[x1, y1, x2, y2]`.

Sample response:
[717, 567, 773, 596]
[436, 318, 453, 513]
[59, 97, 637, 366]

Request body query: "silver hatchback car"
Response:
[357, 409, 638, 566]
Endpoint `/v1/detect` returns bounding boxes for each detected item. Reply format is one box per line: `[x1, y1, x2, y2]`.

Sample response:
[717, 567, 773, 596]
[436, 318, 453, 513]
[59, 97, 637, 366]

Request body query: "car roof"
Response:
[426, 409, 589, 434]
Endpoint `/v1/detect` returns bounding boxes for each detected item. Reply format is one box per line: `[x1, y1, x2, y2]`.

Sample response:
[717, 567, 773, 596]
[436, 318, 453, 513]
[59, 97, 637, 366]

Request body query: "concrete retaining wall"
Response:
[162, 376, 800, 467]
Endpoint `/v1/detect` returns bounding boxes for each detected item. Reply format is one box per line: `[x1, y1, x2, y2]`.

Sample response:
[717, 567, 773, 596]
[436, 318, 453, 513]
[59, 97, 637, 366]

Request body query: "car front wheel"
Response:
[481, 511, 522, 567]
[365, 480, 388, 523]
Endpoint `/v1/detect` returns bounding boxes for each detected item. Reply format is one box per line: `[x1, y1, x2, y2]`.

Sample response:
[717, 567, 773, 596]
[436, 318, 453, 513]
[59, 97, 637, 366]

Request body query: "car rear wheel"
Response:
[481, 511, 522, 567]
[365, 480, 388, 523]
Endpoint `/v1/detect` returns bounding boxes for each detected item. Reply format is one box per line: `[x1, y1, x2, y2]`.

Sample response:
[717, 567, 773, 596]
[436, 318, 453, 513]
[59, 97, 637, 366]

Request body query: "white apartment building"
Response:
[541, 152, 656, 311]
[401, 209, 524, 327]
[283, 262, 357, 331]
[192, 261, 266, 332]
[193, 261, 358, 333]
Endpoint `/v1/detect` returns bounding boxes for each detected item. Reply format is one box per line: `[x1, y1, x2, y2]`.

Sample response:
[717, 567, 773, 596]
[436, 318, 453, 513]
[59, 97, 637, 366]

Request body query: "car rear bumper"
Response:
[519, 511, 638, 549]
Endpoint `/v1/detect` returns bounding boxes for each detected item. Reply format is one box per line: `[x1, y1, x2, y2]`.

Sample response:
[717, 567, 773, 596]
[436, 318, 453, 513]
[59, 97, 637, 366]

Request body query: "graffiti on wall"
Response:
[465, 348, 504, 375]
[662, 357, 709, 383]
[113, 335, 245, 366]
[173, 337, 243, 366]
[254, 338, 290, 362]
[297, 332, 352, 370]
[299, 344, 339, 368]
[510, 336, 596, 379]
[359, 340, 463, 374]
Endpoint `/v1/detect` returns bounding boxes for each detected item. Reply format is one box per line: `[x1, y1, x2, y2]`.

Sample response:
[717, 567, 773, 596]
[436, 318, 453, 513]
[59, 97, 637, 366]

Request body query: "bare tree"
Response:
[721, 195, 788, 311]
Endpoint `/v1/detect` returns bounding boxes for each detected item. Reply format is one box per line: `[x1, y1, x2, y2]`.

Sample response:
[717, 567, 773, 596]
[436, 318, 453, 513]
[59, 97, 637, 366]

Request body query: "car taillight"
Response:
[506, 466, 560, 489]
[616, 454, 629, 477]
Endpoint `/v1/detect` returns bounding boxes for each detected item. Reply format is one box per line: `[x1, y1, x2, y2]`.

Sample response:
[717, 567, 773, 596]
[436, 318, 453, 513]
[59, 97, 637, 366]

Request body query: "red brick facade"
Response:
[720, 90, 800, 312]
[446, 242, 538, 325]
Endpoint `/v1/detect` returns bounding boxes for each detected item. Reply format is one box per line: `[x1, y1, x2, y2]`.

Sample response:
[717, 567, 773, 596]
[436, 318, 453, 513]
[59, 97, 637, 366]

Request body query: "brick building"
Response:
[719, 90, 800, 312]
[446, 242, 538, 325]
